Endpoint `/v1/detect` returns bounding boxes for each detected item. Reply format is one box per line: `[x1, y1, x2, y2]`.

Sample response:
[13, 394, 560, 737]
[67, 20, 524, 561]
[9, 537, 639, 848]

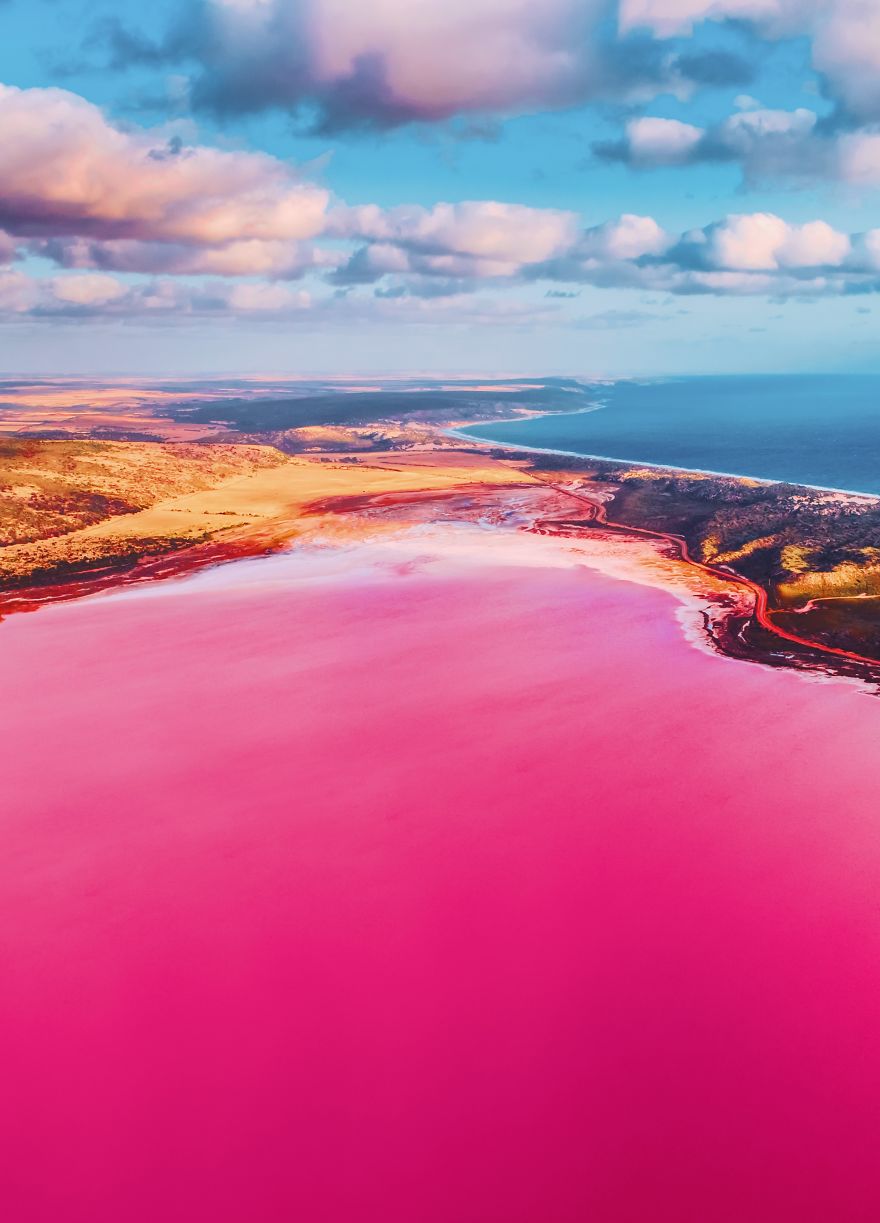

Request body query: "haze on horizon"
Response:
[0, 0, 877, 376]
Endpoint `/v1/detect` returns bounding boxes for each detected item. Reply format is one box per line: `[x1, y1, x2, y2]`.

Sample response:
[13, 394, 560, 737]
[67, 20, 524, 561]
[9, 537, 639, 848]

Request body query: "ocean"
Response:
[456, 374, 880, 496]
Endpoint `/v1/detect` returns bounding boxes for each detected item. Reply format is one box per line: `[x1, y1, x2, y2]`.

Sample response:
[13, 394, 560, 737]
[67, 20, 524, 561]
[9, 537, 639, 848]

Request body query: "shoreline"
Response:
[544, 481, 880, 685]
[4, 443, 878, 692]
[450, 423, 880, 503]
[3, 415, 880, 686]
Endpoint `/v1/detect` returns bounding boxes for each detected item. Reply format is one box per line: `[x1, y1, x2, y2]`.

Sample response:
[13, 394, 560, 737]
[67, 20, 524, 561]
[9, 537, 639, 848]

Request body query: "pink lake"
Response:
[2, 529, 880, 1222]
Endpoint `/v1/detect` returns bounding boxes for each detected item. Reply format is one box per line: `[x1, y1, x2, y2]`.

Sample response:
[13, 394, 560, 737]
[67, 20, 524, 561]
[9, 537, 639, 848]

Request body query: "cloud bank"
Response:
[94, 0, 754, 130]
[596, 104, 880, 185]
[1, 79, 878, 327]
[620, 0, 880, 122]
[0, 83, 328, 244]
[531, 211, 880, 297]
[7, 205, 880, 325]
[87, 0, 880, 138]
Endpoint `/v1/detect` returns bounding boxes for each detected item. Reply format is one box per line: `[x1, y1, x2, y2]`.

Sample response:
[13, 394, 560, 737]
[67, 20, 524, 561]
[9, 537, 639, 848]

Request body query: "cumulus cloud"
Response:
[72, 0, 880, 156]
[91, 0, 755, 130]
[50, 273, 128, 305]
[329, 201, 581, 283]
[620, 0, 880, 122]
[0, 273, 313, 320]
[3, 206, 880, 324]
[619, 0, 807, 38]
[836, 132, 880, 186]
[0, 269, 37, 314]
[530, 210, 874, 296]
[595, 104, 880, 185]
[598, 105, 820, 174]
[0, 267, 557, 330]
[579, 213, 672, 260]
[682, 214, 851, 271]
[328, 243, 413, 286]
[335, 201, 580, 262]
[615, 115, 704, 164]
[0, 91, 876, 332]
[128, 0, 605, 125]
[26, 193, 581, 288]
[32, 236, 334, 279]
[0, 82, 328, 245]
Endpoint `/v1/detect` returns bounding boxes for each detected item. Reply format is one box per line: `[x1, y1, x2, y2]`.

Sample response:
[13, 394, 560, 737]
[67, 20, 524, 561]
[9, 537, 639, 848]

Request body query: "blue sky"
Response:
[0, 0, 878, 375]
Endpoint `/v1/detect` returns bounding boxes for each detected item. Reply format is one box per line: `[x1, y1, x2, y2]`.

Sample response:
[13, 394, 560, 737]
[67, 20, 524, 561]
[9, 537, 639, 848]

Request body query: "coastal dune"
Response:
[2, 526, 880, 1220]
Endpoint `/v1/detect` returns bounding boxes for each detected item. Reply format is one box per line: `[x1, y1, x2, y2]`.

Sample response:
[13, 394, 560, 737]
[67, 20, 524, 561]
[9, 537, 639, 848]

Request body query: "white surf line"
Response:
[449, 424, 880, 503]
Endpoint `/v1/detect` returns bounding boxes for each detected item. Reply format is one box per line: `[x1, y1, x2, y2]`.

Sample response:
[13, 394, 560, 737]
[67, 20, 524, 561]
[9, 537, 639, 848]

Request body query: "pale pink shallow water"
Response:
[3, 533, 880, 1222]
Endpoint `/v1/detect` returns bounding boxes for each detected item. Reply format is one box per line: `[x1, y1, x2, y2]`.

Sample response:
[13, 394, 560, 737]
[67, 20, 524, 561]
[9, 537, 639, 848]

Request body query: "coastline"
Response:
[450, 422, 880, 503]
[545, 480, 880, 683]
[3, 398, 880, 685]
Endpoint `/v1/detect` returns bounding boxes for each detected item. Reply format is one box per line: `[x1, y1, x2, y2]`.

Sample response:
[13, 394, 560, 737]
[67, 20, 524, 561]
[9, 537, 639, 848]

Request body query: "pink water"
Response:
[3, 537, 880, 1221]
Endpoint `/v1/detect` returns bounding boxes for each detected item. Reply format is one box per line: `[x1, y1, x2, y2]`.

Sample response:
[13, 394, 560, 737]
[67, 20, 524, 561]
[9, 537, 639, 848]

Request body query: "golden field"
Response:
[0, 437, 536, 588]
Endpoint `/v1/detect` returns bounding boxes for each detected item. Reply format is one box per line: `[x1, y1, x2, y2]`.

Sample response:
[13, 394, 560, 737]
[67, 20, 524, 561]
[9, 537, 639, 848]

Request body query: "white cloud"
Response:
[583, 214, 672, 260]
[51, 274, 128, 305]
[335, 201, 580, 264]
[35, 236, 334, 279]
[597, 104, 880, 187]
[722, 106, 816, 144]
[620, 1, 880, 120]
[330, 200, 581, 284]
[532, 209, 873, 297]
[619, 0, 806, 38]
[3, 205, 880, 324]
[0, 83, 329, 245]
[303, 0, 602, 117]
[705, 212, 791, 270]
[0, 269, 36, 313]
[837, 132, 880, 186]
[107, 0, 750, 130]
[778, 220, 851, 268]
[625, 116, 704, 164]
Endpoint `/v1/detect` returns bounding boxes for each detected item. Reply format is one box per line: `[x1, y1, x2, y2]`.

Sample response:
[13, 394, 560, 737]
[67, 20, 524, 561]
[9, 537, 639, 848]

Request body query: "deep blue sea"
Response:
[457, 375, 880, 496]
